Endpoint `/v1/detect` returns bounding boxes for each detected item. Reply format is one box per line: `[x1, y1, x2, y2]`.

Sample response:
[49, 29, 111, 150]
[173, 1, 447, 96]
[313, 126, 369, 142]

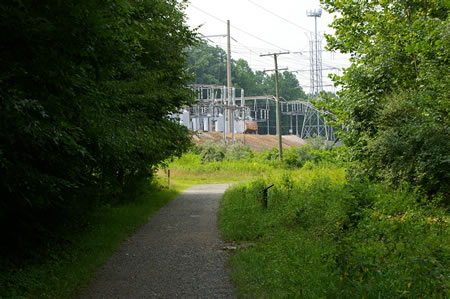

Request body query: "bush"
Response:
[0, 0, 196, 252]
[219, 169, 449, 298]
[258, 147, 280, 161]
[282, 144, 345, 169]
[199, 141, 226, 163]
[366, 90, 450, 198]
[305, 135, 333, 150]
[226, 142, 253, 161]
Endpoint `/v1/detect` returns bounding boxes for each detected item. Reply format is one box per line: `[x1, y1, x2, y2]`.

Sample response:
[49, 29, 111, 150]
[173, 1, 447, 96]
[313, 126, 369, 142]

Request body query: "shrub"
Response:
[366, 90, 450, 198]
[219, 169, 449, 298]
[305, 135, 333, 150]
[226, 142, 253, 161]
[198, 141, 226, 163]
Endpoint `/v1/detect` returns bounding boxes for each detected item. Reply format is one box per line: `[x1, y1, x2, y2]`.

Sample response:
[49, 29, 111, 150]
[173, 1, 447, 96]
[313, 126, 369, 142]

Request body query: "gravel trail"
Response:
[79, 184, 235, 299]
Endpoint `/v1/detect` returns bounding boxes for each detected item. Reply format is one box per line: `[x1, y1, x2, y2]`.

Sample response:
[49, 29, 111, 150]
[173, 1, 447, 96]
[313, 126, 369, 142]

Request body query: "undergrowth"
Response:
[169, 140, 346, 175]
[0, 180, 182, 299]
[168, 140, 449, 297]
[218, 167, 449, 298]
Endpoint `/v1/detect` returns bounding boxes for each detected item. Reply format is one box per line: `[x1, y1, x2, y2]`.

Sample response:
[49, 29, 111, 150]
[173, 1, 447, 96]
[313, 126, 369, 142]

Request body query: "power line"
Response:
[190, 4, 288, 51]
[247, 0, 312, 33]
[260, 51, 290, 160]
[203, 38, 272, 67]
[190, 22, 345, 91]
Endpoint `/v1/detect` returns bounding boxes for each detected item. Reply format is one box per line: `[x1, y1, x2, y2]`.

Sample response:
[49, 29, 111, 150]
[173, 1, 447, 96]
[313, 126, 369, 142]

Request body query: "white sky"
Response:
[184, 0, 351, 93]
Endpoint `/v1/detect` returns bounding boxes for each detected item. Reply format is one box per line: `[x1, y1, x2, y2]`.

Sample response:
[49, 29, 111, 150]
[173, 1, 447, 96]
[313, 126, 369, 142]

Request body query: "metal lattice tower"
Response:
[171, 85, 338, 142]
[242, 96, 338, 141]
[307, 9, 323, 96]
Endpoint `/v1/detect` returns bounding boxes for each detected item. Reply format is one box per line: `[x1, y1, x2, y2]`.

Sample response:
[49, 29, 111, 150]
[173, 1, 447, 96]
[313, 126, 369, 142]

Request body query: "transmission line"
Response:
[190, 4, 288, 51]
[247, 0, 312, 33]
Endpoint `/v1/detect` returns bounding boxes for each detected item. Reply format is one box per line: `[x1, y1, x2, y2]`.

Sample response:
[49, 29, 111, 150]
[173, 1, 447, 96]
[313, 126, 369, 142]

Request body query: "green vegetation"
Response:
[0, 0, 195, 266]
[220, 172, 448, 297]
[215, 158, 448, 297]
[316, 0, 449, 198]
[183, 2, 450, 296]
[0, 1, 197, 298]
[186, 41, 307, 99]
[0, 182, 182, 298]
[168, 142, 449, 297]
[169, 140, 340, 177]
[1, 0, 448, 297]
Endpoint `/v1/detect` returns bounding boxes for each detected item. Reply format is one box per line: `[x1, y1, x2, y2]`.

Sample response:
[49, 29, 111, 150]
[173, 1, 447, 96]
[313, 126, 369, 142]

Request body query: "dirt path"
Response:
[78, 184, 235, 299]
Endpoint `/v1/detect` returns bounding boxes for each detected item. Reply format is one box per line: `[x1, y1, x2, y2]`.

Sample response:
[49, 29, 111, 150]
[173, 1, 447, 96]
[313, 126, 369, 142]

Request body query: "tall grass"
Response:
[167, 142, 449, 297]
[218, 167, 449, 298]
[0, 182, 182, 299]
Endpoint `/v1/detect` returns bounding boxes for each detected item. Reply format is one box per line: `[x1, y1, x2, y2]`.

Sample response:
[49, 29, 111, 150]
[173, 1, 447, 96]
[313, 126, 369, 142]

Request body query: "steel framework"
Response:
[307, 9, 323, 96]
[172, 85, 338, 141]
[242, 96, 337, 141]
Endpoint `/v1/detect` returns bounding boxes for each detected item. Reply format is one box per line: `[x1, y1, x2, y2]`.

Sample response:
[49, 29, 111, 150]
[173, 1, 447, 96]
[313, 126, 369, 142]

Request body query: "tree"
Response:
[233, 59, 262, 96]
[263, 71, 307, 100]
[319, 0, 449, 196]
[186, 40, 227, 85]
[186, 41, 307, 99]
[0, 0, 197, 249]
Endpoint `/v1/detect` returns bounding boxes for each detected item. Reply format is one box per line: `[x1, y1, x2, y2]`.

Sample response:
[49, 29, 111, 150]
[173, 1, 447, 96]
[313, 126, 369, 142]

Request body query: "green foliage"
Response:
[173, 141, 344, 175]
[336, 189, 449, 298]
[186, 41, 227, 85]
[282, 146, 317, 168]
[261, 71, 307, 100]
[186, 41, 307, 100]
[219, 169, 449, 298]
[366, 90, 450, 196]
[226, 142, 253, 161]
[282, 138, 346, 169]
[0, 180, 181, 299]
[169, 145, 447, 297]
[305, 135, 331, 150]
[199, 141, 226, 163]
[233, 59, 262, 97]
[318, 0, 450, 197]
[192, 141, 254, 163]
[0, 0, 196, 252]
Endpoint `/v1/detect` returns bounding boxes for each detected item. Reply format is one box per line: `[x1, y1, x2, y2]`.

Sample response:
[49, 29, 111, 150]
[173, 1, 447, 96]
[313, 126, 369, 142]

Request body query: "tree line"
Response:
[1, 0, 447, 255]
[0, 0, 196, 251]
[186, 40, 308, 100]
[317, 0, 449, 198]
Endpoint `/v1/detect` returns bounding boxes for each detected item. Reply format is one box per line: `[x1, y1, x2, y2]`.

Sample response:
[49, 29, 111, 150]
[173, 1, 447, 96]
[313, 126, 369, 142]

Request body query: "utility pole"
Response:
[222, 86, 226, 144]
[227, 20, 232, 137]
[260, 51, 289, 160]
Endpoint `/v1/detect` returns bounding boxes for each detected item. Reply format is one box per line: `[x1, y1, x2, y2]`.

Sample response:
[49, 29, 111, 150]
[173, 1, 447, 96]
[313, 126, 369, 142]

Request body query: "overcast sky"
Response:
[184, 0, 350, 93]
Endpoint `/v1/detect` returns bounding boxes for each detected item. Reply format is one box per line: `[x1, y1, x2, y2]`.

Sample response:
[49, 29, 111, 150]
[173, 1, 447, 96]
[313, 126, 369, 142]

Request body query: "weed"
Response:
[218, 167, 449, 298]
[0, 182, 182, 299]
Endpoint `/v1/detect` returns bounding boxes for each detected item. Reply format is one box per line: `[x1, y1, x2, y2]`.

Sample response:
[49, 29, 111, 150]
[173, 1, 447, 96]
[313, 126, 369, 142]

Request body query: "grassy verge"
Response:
[1, 145, 264, 299]
[161, 143, 448, 297]
[218, 168, 449, 298]
[0, 183, 184, 299]
[162, 151, 267, 188]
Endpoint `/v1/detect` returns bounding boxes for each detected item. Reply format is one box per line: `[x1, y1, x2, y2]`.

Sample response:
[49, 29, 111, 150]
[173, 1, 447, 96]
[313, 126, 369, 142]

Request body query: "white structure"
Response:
[173, 85, 251, 135]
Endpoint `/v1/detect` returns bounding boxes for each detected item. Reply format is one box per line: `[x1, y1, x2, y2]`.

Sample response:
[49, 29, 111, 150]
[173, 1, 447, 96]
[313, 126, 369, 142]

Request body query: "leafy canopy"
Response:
[187, 41, 307, 100]
[318, 0, 449, 197]
[0, 0, 197, 249]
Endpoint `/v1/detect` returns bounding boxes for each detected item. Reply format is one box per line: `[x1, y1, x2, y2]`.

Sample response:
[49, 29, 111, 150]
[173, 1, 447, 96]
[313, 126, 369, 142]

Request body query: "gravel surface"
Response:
[78, 184, 235, 299]
[192, 132, 306, 151]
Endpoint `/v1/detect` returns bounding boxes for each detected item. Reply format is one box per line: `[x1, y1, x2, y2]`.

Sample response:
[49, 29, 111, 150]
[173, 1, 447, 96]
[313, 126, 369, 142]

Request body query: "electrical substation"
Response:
[174, 10, 339, 144]
[173, 84, 338, 142]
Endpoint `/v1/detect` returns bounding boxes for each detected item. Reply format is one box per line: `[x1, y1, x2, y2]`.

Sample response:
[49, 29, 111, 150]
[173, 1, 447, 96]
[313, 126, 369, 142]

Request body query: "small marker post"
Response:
[168, 168, 170, 187]
[261, 184, 274, 208]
